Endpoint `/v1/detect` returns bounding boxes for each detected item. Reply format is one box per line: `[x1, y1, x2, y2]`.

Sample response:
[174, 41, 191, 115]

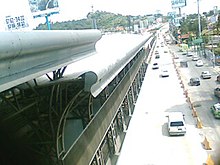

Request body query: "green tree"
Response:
[180, 14, 207, 38]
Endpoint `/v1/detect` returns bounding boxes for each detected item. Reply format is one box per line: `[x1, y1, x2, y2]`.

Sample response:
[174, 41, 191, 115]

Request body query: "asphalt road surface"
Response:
[117, 37, 209, 165]
[170, 43, 220, 164]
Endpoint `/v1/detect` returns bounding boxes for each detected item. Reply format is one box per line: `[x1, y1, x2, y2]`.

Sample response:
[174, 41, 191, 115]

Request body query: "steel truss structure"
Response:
[0, 33, 156, 165]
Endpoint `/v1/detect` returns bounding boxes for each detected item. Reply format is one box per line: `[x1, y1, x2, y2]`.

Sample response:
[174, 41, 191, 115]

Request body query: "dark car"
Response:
[155, 54, 160, 59]
[217, 75, 220, 82]
[152, 63, 159, 69]
[214, 86, 220, 98]
[189, 77, 200, 86]
[180, 61, 188, 68]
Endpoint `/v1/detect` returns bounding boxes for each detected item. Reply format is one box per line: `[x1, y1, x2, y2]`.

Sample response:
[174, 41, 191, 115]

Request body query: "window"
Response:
[170, 121, 184, 127]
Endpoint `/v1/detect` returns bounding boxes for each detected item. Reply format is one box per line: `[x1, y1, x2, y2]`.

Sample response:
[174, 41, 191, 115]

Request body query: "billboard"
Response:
[174, 17, 182, 27]
[5, 15, 30, 31]
[28, 0, 59, 17]
[171, 0, 186, 9]
[0, 0, 34, 31]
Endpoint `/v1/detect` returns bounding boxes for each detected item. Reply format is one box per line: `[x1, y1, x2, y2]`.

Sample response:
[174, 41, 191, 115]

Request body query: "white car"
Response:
[152, 63, 159, 69]
[192, 56, 200, 61]
[187, 52, 194, 57]
[182, 52, 187, 55]
[201, 71, 211, 79]
[167, 112, 186, 136]
[196, 60, 203, 67]
[160, 69, 169, 77]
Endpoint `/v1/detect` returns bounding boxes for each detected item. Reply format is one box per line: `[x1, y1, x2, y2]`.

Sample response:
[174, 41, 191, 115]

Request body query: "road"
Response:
[116, 37, 208, 165]
[171, 44, 220, 164]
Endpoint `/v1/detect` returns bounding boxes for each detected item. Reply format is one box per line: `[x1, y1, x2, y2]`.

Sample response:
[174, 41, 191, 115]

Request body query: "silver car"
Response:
[196, 60, 203, 67]
[192, 56, 200, 61]
[187, 52, 194, 57]
[201, 71, 211, 79]
[160, 69, 169, 77]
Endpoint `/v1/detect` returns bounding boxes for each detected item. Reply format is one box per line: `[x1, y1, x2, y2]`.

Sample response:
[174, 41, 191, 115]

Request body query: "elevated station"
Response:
[0, 29, 157, 165]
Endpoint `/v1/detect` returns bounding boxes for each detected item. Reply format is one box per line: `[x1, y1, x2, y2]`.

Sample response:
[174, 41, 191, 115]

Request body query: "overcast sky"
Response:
[55, 0, 220, 21]
[0, 0, 219, 28]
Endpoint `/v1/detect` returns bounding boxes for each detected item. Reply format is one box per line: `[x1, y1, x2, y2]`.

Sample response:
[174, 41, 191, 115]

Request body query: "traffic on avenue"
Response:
[117, 28, 220, 164]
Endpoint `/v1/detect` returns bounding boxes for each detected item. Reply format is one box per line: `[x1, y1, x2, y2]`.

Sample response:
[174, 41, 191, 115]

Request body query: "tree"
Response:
[180, 14, 207, 38]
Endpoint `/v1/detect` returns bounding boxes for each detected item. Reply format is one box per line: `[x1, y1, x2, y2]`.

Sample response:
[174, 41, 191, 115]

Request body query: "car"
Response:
[217, 74, 220, 82]
[155, 54, 160, 59]
[180, 60, 188, 67]
[174, 55, 179, 59]
[210, 103, 220, 118]
[166, 40, 171, 44]
[192, 56, 200, 61]
[196, 60, 203, 67]
[160, 69, 169, 77]
[189, 77, 200, 86]
[201, 71, 211, 79]
[152, 63, 159, 69]
[182, 52, 187, 55]
[214, 86, 220, 98]
[187, 52, 194, 57]
[167, 112, 186, 136]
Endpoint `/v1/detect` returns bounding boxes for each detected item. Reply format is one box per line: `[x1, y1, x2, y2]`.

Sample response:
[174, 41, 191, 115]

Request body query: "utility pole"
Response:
[197, 0, 201, 38]
[197, 0, 202, 57]
[178, 7, 181, 17]
[91, 5, 97, 29]
[45, 0, 52, 30]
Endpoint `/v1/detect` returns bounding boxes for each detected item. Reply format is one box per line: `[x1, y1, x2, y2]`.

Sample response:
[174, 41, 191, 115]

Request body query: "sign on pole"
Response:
[171, 0, 187, 9]
[28, 0, 60, 18]
[0, 0, 33, 31]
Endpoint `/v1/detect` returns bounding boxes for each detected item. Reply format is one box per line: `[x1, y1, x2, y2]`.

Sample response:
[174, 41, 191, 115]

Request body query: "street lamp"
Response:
[197, 0, 203, 57]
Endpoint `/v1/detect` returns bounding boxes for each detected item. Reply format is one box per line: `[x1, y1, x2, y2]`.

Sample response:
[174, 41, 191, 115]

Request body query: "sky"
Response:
[54, 0, 220, 21]
[0, 0, 219, 29]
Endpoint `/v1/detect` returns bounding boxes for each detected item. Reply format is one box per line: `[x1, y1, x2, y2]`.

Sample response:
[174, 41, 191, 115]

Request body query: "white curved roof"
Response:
[0, 29, 102, 92]
[29, 32, 153, 97]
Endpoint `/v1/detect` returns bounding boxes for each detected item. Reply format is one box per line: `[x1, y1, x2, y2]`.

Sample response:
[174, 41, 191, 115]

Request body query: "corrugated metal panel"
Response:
[0, 29, 101, 92]
[27, 33, 153, 97]
[62, 46, 146, 165]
